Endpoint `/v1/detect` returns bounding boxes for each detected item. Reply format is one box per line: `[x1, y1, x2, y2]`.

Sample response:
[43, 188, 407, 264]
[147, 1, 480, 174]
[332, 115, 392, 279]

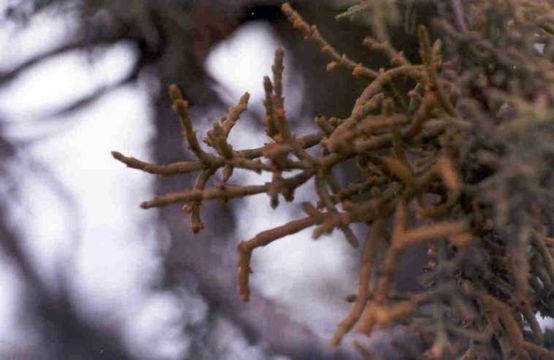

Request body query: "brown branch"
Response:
[314, 172, 359, 248]
[111, 151, 204, 175]
[183, 168, 216, 233]
[281, 2, 378, 79]
[331, 219, 384, 347]
[141, 184, 268, 209]
[237, 216, 319, 302]
[170, 85, 216, 166]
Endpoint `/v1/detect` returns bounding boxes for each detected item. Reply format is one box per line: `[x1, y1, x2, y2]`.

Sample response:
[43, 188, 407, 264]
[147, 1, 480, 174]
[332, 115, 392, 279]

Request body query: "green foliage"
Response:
[336, 0, 400, 40]
[114, 1, 554, 358]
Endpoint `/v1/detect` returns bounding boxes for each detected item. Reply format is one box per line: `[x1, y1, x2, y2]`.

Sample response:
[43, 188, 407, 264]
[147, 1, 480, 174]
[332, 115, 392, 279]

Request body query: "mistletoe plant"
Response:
[113, 1, 554, 358]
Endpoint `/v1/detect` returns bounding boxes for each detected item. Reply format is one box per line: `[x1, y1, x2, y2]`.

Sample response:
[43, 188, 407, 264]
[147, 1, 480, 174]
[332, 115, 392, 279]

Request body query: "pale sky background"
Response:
[0, 3, 358, 358]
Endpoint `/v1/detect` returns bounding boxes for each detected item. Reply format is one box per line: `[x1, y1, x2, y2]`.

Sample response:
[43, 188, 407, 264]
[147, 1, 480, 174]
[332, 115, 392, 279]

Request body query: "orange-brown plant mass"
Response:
[113, 1, 554, 358]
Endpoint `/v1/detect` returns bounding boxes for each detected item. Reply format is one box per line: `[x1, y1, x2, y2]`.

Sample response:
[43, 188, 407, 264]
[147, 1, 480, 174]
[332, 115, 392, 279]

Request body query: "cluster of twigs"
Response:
[113, 1, 554, 358]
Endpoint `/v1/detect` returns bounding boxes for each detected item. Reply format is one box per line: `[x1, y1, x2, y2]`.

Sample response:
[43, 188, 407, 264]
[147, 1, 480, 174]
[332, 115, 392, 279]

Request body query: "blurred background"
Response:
[0, 1, 428, 359]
